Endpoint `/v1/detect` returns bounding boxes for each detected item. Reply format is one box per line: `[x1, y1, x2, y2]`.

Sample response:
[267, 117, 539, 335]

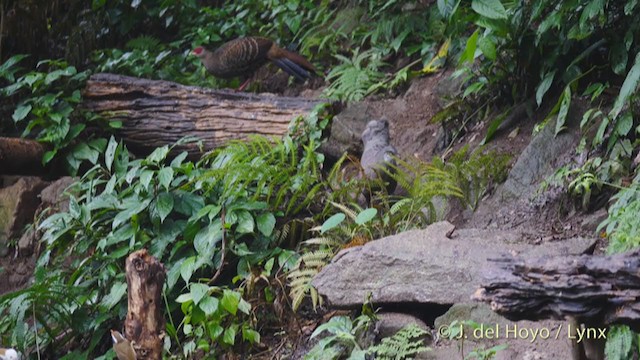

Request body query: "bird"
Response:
[111, 330, 137, 360]
[0, 348, 20, 360]
[360, 118, 398, 198]
[192, 36, 316, 91]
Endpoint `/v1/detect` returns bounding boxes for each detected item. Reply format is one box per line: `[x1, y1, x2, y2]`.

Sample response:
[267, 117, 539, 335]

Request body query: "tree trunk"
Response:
[125, 249, 166, 360]
[0, 137, 47, 175]
[82, 73, 327, 157]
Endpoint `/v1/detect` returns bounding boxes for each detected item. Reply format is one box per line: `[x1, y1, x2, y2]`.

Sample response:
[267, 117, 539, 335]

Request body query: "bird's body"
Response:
[193, 37, 316, 89]
[0, 348, 19, 360]
[361, 119, 398, 196]
[111, 330, 136, 360]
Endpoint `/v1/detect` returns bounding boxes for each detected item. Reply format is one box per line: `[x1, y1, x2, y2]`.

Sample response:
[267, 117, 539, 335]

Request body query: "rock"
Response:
[39, 176, 74, 212]
[319, 102, 373, 161]
[0, 177, 48, 256]
[312, 221, 596, 308]
[426, 303, 573, 359]
[375, 312, 430, 341]
[17, 227, 36, 257]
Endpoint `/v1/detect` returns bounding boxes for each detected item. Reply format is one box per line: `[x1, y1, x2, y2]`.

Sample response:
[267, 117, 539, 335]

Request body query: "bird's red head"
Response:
[192, 47, 204, 56]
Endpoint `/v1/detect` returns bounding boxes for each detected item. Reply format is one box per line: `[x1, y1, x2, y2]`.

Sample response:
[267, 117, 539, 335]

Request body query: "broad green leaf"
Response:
[199, 296, 219, 316]
[471, 0, 507, 20]
[147, 145, 169, 163]
[478, 36, 496, 61]
[437, 0, 460, 19]
[105, 136, 118, 171]
[156, 192, 174, 223]
[193, 220, 222, 255]
[190, 283, 209, 305]
[12, 104, 31, 122]
[536, 72, 555, 106]
[101, 282, 127, 310]
[139, 170, 154, 189]
[238, 298, 251, 315]
[458, 29, 480, 65]
[611, 42, 629, 75]
[42, 150, 57, 165]
[610, 51, 640, 120]
[209, 323, 224, 341]
[221, 289, 240, 315]
[222, 325, 237, 346]
[615, 113, 633, 136]
[235, 210, 254, 234]
[180, 256, 197, 283]
[355, 208, 377, 225]
[321, 213, 345, 234]
[242, 328, 260, 344]
[256, 213, 276, 236]
[158, 167, 174, 190]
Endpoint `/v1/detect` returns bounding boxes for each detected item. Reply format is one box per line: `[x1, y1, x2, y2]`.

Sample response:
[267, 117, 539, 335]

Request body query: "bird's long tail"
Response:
[268, 47, 317, 82]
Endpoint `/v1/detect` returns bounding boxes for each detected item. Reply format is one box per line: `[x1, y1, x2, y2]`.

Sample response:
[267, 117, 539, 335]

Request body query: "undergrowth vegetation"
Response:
[2, 0, 640, 359]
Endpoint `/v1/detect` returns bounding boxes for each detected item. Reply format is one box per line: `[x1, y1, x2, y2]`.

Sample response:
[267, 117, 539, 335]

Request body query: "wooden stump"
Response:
[124, 249, 166, 359]
[82, 73, 327, 157]
[0, 137, 47, 175]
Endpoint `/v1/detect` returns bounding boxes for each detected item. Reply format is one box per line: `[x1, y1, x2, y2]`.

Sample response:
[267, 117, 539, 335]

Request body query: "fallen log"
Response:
[474, 249, 640, 360]
[83, 73, 327, 157]
[0, 137, 47, 175]
[124, 249, 166, 360]
[473, 249, 640, 329]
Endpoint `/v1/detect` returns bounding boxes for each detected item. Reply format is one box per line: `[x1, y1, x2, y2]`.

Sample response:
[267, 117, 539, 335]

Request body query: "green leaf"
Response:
[222, 325, 237, 346]
[536, 72, 555, 106]
[180, 256, 197, 283]
[238, 298, 251, 315]
[73, 142, 100, 164]
[437, 0, 460, 19]
[105, 136, 118, 171]
[242, 328, 260, 344]
[478, 36, 496, 61]
[471, 0, 507, 20]
[235, 210, 254, 234]
[199, 296, 219, 316]
[321, 213, 346, 234]
[615, 113, 633, 136]
[555, 86, 571, 135]
[355, 208, 377, 225]
[209, 323, 224, 341]
[12, 104, 32, 122]
[190, 283, 209, 305]
[148, 145, 170, 163]
[256, 213, 276, 237]
[611, 42, 629, 75]
[140, 170, 154, 189]
[458, 29, 480, 65]
[42, 149, 57, 165]
[156, 192, 174, 223]
[610, 51, 640, 120]
[221, 289, 240, 315]
[193, 220, 222, 255]
[101, 282, 127, 310]
[158, 167, 174, 190]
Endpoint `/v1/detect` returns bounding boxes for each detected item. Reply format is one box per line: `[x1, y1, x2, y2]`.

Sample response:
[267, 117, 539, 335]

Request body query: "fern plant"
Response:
[368, 323, 430, 360]
[324, 48, 387, 102]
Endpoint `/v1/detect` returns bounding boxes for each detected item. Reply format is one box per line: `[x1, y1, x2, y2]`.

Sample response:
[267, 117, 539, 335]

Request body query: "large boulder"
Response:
[0, 177, 48, 256]
[312, 221, 596, 308]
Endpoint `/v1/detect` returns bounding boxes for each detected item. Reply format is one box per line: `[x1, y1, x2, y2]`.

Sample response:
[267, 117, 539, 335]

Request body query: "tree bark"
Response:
[82, 73, 327, 157]
[125, 249, 166, 360]
[0, 137, 47, 175]
[473, 249, 640, 331]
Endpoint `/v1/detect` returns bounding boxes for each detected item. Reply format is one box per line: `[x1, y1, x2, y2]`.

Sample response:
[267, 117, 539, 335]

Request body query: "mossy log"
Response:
[0, 137, 47, 175]
[473, 249, 640, 331]
[124, 249, 166, 360]
[82, 73, 326, 156]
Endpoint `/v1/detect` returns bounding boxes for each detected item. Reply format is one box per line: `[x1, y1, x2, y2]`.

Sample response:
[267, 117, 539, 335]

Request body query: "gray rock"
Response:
[319, 102, 372, 160]
[0, 177, 48, 256]
[312, 221, 596, 308]
[426, 303, 573, 359]
[375, 312, 431, 341]
[361, 118, 398, 195]
[17, 227, 36, 257]
[39, 176, 75, 212]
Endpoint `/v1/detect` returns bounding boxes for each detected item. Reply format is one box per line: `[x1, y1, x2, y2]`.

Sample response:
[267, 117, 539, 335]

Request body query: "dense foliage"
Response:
[3, 0, 640, 359]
